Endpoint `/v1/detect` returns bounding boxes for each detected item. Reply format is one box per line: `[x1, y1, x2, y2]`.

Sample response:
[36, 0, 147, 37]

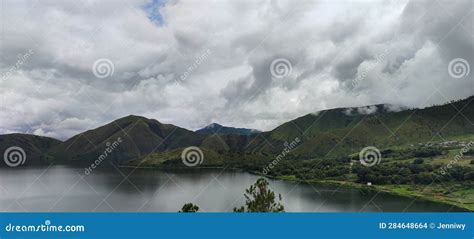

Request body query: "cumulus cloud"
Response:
[0, 0, 473, 139]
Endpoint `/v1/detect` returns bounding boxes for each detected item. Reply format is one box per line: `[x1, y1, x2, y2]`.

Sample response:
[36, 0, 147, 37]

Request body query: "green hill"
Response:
[262, 96, 474, 159]
[0, 134, 61, 167]
[50, 115, 206, 163]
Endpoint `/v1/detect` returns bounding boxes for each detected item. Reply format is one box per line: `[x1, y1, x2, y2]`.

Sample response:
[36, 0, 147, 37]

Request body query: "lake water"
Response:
[0, 165, 462, 212]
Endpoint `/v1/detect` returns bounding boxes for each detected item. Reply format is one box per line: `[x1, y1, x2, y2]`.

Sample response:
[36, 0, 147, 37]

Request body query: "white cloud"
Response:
[357, 106, 378, 115]
[0, 0, 473, 139]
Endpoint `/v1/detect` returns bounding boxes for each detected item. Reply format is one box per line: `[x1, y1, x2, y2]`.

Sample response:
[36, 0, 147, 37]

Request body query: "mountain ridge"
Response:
[1, 96, 473, 167]
[196, 123, 260, 136]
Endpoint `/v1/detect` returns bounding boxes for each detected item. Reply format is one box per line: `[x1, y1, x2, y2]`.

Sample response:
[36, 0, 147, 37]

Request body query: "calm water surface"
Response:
[0, 165, 461, 212]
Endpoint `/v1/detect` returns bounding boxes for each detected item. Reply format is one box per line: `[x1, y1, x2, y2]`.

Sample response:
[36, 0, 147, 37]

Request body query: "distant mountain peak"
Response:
[196, 123, 260, 135]
[204, 123, 222, 129]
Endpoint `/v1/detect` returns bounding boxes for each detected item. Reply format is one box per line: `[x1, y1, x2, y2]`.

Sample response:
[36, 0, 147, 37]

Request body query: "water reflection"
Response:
[0, 165, 462, 212]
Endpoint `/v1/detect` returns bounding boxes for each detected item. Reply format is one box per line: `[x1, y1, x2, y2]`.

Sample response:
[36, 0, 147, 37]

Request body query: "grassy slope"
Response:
[0, 134, 62, 166]
[266, 97, 474, 159]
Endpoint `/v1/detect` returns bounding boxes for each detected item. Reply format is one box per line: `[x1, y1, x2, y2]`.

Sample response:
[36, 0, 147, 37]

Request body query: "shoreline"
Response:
[271, 176, 472, 212]
[122, 165, 472, 212]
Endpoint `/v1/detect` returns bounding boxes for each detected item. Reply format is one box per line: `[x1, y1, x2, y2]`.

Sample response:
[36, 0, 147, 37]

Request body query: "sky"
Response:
[0, 0, 473, 140]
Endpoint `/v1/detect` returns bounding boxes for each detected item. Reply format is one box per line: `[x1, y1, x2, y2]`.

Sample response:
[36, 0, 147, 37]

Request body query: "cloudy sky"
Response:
[0, 0, 473, 140]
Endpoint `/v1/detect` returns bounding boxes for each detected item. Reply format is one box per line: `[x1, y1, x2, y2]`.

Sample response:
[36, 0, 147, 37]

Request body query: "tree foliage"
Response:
[179, 203, 199, 212]
[234, 178, 285, 212]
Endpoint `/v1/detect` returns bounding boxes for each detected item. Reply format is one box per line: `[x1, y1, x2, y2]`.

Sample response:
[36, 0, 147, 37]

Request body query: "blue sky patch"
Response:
[143, 0, 166, 25]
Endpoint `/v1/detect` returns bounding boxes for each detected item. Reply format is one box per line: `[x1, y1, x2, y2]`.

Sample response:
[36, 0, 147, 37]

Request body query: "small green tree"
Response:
[179, 203, 199, 212]
[233, 178, 285, 212]
[413, 158, 424, 164]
